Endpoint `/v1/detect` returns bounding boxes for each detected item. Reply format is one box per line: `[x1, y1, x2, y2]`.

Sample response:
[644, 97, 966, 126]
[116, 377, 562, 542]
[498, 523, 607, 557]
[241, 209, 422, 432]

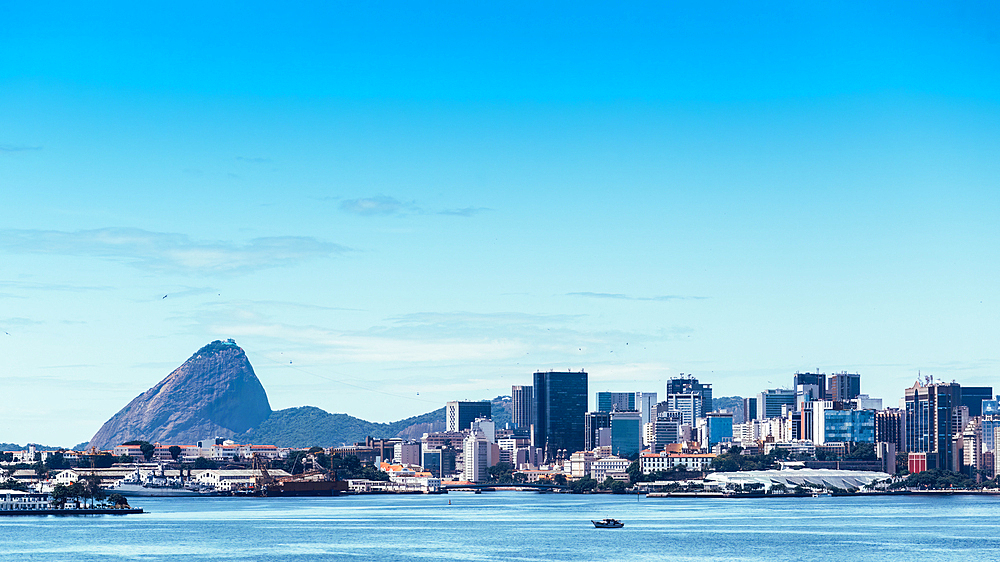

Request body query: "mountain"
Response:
[89, 340, 272, 449]
[90, 340, 514, 449]
[235, 396, 513, 447]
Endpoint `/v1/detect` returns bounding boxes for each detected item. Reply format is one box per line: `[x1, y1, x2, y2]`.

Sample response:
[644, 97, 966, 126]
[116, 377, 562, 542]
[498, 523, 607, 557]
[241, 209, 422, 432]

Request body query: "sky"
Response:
[1, 2, 999, 447]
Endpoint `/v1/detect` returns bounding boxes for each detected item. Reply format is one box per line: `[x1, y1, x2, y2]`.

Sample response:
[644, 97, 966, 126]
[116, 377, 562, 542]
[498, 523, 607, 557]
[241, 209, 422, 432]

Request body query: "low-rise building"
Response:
[0, 490, 50, 511]
[591, 456, 630, 482]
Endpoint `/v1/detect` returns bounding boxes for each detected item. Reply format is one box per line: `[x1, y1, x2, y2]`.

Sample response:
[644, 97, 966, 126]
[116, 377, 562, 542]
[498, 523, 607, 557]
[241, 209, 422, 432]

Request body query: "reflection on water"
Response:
[2, 492, 998, 561]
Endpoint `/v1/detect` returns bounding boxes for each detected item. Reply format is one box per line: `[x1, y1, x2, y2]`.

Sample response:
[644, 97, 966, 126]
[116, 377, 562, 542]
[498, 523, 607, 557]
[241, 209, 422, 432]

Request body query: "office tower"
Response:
[463, 431, 490, 483]
[704, 412, 734, 449]
[794, 371, 826, 405]
[665, 374, 713, 413]
[812, 402, 875, 445]
[512, 386, 533, 430]
[743, 397, 758, 423]
[532, 370, 588, 461]
[421, 446, 456, 478]
[875, 409, 905, 451]
[757, 389, 796, 420]
[905, 380, 962, 472]
[652, 410, 683, 453]
[636, 392, 658, 425]
[470, 418, 496, 443]
[446, 401, 492, 433]
[962, 387, 993, 417]
[609, 410, 643, 457]
[827, 372, 861, 402]
[597, 391, 636, 413]
[660, 394, 702, 426]
[585, 411, 611, 451]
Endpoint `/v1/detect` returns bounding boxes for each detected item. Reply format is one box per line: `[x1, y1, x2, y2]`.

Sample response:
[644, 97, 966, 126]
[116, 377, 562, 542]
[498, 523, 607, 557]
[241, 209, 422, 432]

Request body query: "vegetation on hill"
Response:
[234, 396, 511, 448]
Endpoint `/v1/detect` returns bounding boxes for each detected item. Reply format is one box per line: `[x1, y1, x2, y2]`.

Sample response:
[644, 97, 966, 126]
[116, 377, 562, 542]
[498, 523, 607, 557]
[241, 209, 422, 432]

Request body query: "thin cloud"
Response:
[438, 206, 491, 217]
[0, 228, 347, 276]
[567, 292, 707, 301]
[0, 144, 42, 153]
[340, 195, 412, 216]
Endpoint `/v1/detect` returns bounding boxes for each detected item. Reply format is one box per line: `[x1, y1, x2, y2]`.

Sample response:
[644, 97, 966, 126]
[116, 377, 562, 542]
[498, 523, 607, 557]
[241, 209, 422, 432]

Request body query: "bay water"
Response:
[2, 492, 998, 561]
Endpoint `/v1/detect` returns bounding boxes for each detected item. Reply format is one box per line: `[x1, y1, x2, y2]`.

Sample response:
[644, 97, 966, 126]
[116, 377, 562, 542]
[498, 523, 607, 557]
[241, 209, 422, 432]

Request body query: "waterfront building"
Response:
[665, 374, 713, 413]
[639, 452, 716, 473]
[585, 411, 611, 451]
[421, 432, 465, 456]
[194, 469, 292, 492]
[393, 442, 421, 466]
[591, 456, 630, 482]
[0, 491, 51, 511]
[643, 422, 655, 448]
[905, 380, 962, 472]
[827, 372, 861, 402]
[609, 410, 643, 458]
[462, 430, 490, 483]
[597, 391, 636, 413]
[422, 447, 457, 478]
[446, 401, 492, 433]
[569, 450, 596, 478]
[511, 385, 533, 431]
[532, 370, 588, 461]
[757, 389, 796, 420]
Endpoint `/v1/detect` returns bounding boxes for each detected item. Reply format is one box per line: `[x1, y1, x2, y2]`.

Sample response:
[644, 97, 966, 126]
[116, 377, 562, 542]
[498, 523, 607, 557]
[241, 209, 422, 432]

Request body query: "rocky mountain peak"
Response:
[89, 339, 271, 450]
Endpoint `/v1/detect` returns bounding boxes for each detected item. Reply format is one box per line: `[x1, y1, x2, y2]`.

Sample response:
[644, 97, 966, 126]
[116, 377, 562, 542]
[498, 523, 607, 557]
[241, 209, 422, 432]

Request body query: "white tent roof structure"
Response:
[706, 469, 891, 490]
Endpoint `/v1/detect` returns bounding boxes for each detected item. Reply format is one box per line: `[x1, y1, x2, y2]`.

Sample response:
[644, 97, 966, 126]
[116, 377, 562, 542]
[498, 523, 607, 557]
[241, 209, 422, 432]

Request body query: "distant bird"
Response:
[162, 294, 168, 299]
[289, 361, 292, 364]
[4, 332, 9, 336]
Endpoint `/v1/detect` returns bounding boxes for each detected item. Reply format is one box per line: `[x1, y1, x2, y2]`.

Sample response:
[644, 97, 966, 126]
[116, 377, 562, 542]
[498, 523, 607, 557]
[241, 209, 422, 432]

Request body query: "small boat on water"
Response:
[592, 518, 624, 528]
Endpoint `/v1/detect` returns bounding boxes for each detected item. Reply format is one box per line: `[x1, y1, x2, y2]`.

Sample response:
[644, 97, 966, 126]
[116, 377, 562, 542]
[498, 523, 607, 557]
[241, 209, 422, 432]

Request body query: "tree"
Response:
[487, 462, 515, 484]
[123, 441, 156, 461]
[44, 451, 68, 471]
[568, 475, 598, 494]
[107, 493, 130, 509]
[844, 443, 877, 461]
[0, 478, 28, 491]
[610, 480, 627, 494]
[81, 475, 106, 508]
[168, 446, 182, 461]
[193, 457, 218, 469]
[626, 460, 642, 485]
[117, 455, 135, 464]
[553, 473, 568, 486]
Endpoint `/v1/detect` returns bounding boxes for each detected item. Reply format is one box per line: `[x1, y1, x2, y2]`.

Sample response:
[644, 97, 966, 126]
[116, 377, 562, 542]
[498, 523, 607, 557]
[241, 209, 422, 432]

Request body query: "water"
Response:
[3, 492, 999, 561]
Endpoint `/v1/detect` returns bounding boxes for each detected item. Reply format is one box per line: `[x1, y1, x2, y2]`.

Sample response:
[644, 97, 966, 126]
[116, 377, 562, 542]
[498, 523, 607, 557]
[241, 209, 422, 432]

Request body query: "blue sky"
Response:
[1, 2, 998, 446]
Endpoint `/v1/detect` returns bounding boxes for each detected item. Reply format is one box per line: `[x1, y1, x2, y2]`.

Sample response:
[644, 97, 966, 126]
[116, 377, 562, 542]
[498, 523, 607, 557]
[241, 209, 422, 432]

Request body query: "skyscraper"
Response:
[665, 374, 713, 413]
[446, 401, 492, 433]
[905, 380, 962, 471]
[596, 391, 636, 412]
[512, 385, 533, 430]
[636, 392, 658, 425]
[828, 372, 861, 402]
[532, 370, 588, 461]
[609, 410, 643, 457]
[659, 394, 702, 426]
[757, 389, 796, 420]
[794, 371, 826, 405]
[961, 386, 993, 417]
[585, 411, 611, 451]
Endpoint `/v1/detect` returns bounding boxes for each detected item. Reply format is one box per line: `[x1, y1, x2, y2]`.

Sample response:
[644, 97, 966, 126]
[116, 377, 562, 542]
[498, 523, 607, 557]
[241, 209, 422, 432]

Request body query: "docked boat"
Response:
[592, 518, 624, 528]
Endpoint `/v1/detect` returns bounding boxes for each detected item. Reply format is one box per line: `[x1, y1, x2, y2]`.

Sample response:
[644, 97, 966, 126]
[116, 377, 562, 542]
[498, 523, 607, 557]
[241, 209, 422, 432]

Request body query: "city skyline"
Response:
[2, 3, 999, 446]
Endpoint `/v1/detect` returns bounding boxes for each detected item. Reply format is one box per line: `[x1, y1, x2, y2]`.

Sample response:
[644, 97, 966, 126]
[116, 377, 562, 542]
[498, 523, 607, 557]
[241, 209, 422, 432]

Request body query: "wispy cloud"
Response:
[567, 292, 707, 301]
[0, 144, 42, 153]
[439, 206, 491, 217]
[340, 195, 415, 216]
[0, 228, 347, 275]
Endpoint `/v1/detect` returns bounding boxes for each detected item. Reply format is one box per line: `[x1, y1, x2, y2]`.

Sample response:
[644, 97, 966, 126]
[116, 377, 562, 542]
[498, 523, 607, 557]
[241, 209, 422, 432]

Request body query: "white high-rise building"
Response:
[463, 430, 490, 483]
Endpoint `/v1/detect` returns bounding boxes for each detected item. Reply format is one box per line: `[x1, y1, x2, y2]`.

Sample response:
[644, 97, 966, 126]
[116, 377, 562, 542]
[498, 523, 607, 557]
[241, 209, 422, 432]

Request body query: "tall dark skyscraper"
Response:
[445, 401, 491, 433]
[828, 372, 861, 402]
[905, 380, 961, 471]
[794, 371, 827, 404]
[511, 385, 533, 430]
[665, 374, 713, 413]
[532, 370, 588, 461]
[961, 386, 993, 417]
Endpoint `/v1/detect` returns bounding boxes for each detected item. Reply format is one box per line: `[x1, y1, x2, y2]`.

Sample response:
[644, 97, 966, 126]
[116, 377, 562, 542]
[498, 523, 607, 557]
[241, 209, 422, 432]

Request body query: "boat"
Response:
[592, 518, 624, 528]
